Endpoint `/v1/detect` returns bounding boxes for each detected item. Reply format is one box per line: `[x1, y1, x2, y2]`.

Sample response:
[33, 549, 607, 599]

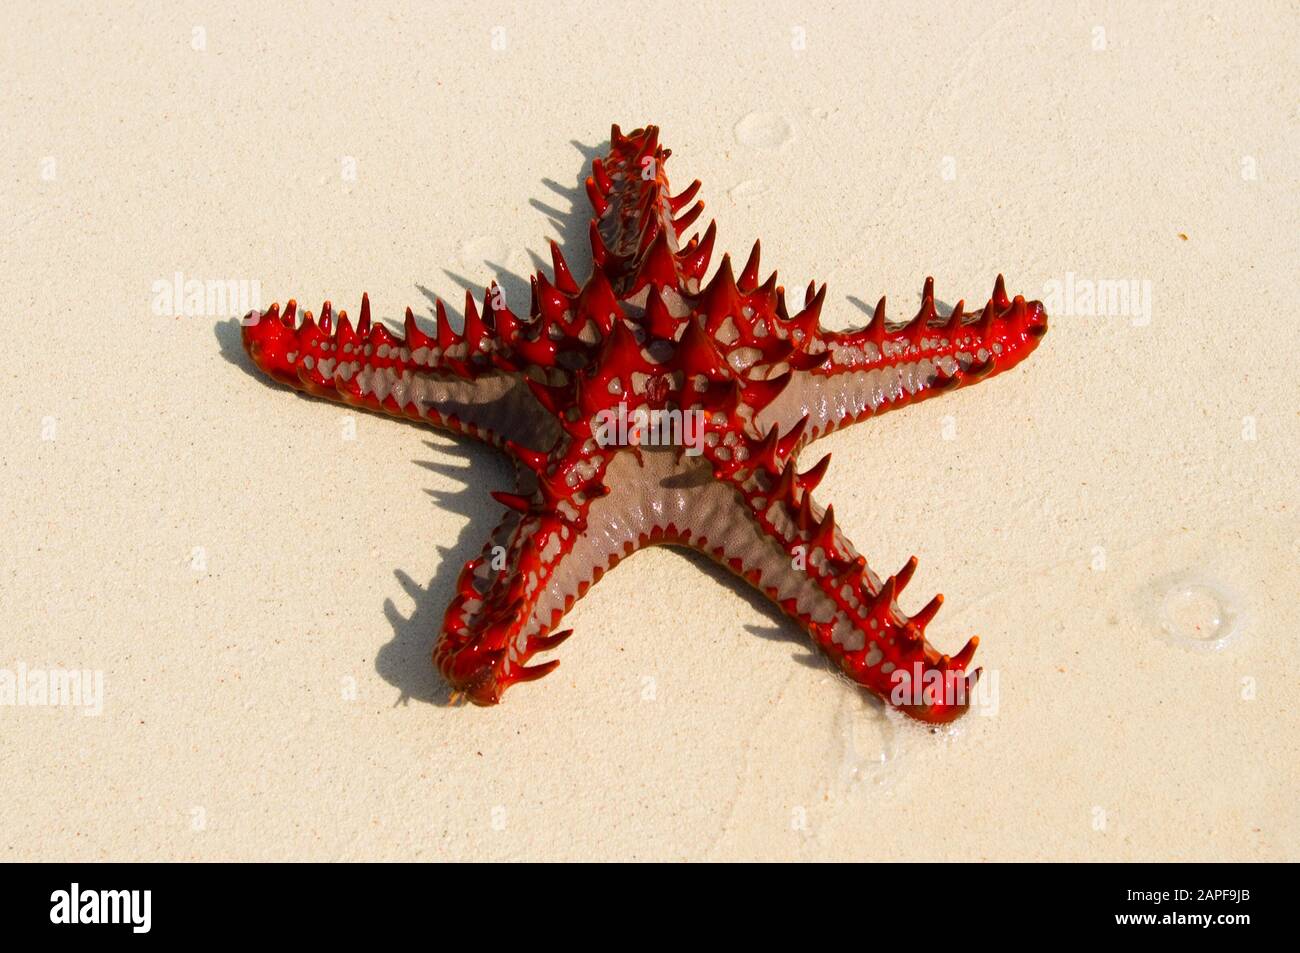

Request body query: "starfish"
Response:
[241, 123, 1047, 722]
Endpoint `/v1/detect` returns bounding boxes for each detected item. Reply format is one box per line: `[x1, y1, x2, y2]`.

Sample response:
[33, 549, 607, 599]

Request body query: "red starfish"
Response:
[242, 124, 1047, 722]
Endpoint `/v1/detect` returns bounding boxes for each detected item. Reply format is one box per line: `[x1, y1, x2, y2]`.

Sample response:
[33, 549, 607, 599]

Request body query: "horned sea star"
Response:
[241, 124, 1047, 722]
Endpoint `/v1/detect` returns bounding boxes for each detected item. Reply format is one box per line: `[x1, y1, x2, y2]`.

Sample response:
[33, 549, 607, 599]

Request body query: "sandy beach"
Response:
[1, 1, 1296, 860]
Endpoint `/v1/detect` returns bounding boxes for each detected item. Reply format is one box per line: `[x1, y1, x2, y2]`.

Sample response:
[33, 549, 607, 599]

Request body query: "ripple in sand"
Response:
[834, 693, 903, 792]
[458, 236, 509, 268]
[727, 178, 767, 202]
[734, 111, 792, 149]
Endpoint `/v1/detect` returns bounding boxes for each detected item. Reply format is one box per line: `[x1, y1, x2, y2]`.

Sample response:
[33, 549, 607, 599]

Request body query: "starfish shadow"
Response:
[214, 317, 254, 373]
[376, 441, 512, 707]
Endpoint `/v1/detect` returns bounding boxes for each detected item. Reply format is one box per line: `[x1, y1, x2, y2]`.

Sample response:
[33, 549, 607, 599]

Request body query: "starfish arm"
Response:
[435, 449, 675, 702]
[755, 276, 1049, 443]
[586, 123, 715, 301]
[689, 457, 979, 722]
[433, 504, 574, 703]
[240, 293, 558, 450]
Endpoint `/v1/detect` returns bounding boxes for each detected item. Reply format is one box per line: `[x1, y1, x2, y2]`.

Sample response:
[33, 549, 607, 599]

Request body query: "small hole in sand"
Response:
[1159, 580, 1239, 652]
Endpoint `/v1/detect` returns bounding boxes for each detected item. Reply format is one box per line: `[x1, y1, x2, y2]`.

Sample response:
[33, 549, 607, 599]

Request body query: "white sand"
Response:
[1, 1, 1296, 860]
